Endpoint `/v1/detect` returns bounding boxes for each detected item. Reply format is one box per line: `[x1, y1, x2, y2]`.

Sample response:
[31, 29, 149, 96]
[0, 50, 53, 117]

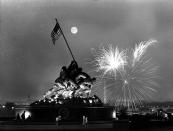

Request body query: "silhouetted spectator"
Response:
[21, 111, 25, 120]
[16, 113, 21, 120]
[56, 115, 61, 125]
[85, 117, 88, 126]
[82, 116, 86, 126]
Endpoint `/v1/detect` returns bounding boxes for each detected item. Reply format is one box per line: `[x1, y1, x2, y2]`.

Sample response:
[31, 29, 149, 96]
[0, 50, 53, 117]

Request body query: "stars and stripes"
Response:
[50, 18, 76, 61]
[51, 19, 62, 45]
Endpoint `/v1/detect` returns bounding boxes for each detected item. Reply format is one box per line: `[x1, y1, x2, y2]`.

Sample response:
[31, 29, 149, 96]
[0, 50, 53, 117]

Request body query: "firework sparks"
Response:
[133, 39, 157, 64]
[94, 45, 127, 78]
[91, 40, 159, 108]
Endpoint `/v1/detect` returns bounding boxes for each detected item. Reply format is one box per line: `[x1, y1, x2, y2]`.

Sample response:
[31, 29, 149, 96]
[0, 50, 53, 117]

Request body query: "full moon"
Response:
[71, 27, 78, 34]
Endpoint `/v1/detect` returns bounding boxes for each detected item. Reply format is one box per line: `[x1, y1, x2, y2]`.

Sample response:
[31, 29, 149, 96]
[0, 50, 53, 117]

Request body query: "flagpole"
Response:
[55, 18, 76, 62]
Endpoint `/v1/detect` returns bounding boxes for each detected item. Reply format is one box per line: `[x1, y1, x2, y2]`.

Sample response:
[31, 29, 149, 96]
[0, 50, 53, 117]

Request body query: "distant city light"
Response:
[89, 100, 92, 104]
[165, 113, 168, 117]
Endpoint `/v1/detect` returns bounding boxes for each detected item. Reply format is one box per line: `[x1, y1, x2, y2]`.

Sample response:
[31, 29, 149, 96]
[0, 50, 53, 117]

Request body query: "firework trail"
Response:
[91, 39, 158, 108]
[133, 39, 157, 65]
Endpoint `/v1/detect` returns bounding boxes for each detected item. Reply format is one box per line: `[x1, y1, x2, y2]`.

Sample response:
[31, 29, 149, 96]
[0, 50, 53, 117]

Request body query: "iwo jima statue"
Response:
[29, 19, 114, 122]
[46, 60, 97, 99]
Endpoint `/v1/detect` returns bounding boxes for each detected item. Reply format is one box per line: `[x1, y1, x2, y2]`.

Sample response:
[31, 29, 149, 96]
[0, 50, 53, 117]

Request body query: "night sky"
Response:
[1, 0, 173, 102]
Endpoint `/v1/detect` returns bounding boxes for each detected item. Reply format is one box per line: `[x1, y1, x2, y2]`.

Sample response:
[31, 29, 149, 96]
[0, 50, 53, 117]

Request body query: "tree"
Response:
[5, 102, 16, 110]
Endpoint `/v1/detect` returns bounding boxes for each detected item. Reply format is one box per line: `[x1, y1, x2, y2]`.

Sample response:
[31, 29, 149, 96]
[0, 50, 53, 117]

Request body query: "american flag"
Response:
[51, 19, 62, 45]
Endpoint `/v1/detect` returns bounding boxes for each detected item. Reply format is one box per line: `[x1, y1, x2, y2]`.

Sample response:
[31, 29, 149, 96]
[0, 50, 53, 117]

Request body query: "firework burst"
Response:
[91, 39, 159, 108]
[93, 45, 127, 78]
